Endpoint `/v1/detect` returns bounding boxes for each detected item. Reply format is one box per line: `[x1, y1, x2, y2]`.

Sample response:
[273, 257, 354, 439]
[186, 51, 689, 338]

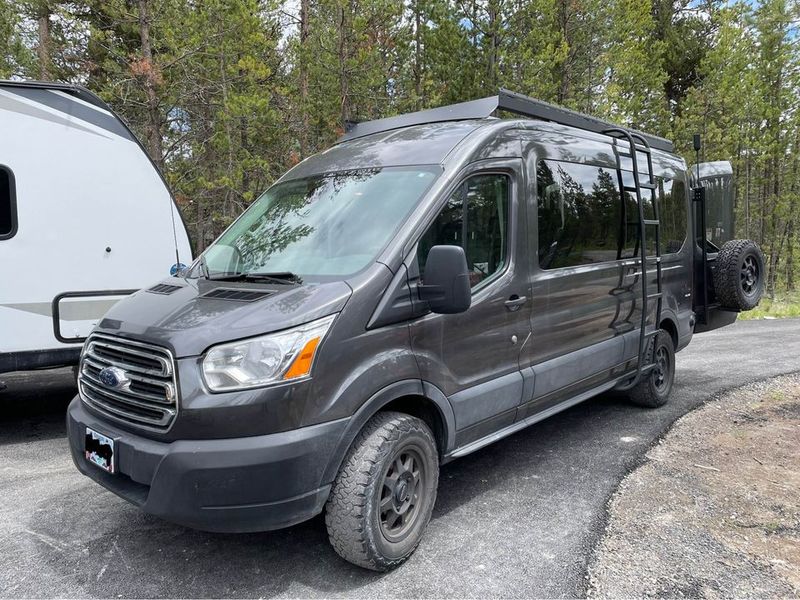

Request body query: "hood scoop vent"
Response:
[200, 288, 274, 302]
[147, 283, 183, 295]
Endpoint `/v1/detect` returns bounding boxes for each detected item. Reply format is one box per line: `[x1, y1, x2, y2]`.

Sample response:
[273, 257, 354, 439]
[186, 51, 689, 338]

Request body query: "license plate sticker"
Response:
[85, 427, 114, 474]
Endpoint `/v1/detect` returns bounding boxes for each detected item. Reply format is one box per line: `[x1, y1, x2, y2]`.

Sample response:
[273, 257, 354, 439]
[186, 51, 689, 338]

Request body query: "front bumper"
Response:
[67, 398, 349, 532]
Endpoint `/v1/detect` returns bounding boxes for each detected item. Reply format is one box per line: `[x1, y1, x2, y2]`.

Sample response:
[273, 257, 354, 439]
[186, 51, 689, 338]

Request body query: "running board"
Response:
[446, 380, 618, 459]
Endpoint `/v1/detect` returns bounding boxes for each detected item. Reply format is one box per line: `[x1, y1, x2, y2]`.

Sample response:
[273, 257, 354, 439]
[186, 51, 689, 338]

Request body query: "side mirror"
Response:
[418, 245, 471, 314]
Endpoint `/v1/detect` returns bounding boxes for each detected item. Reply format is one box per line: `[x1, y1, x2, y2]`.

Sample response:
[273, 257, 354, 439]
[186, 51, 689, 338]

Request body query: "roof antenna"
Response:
[169, 202, 185, 276]
[167, 192, 183, 276]
[693, 134, 702, 181]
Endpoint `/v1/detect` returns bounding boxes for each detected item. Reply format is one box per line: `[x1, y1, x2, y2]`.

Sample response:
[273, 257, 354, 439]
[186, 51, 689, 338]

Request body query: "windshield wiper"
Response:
[204, 271, 302, 285]
[243, 272, 303, 285]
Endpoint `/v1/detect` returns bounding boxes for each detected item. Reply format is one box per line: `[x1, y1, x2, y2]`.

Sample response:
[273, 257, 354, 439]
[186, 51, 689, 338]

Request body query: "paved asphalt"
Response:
[1, 319, 799, 599]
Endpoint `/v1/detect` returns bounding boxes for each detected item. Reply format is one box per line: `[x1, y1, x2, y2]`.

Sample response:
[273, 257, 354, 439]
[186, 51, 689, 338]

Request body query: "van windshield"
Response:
[199, 167, 440, 279]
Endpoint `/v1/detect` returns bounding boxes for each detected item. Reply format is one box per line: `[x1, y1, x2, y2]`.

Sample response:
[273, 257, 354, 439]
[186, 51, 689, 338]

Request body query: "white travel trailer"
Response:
[0, 80, 192, 375]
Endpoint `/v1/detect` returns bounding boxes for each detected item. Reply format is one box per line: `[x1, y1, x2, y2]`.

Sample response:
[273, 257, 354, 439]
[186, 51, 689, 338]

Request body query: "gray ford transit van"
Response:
[67, 90, 764, 571]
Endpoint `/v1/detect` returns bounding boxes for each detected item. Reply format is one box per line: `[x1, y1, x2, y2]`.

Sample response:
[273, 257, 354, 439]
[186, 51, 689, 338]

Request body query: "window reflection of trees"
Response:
[233, 169, 379, 272]
[537, 160, 621, 269]
[659, 179, 687, 254]
[417, 174, 509, 288]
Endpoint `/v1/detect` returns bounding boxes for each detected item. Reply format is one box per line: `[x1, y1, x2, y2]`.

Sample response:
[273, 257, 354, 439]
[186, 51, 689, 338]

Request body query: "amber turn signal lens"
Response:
[283, 337, 321, 380]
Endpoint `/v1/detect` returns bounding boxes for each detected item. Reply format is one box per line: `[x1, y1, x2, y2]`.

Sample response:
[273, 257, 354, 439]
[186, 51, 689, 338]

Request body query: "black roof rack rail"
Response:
[0, 79, 111, 112]
[338, 96, 498, 143]
[338, 88, 675, 153]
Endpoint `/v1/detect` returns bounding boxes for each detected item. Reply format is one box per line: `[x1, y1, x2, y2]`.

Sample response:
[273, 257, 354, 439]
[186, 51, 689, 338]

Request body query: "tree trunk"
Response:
[487, 0, 499, 89]
[299, 0, 310, 156]
[37, 8, 51, 80]
[338, 4, 350, 127]
[786, 217, 794, 291]
[413, 0, 422, 109]
[557, 0, 570, 103]
[136, 0, 164, 171]
[219, 41, 235, 221]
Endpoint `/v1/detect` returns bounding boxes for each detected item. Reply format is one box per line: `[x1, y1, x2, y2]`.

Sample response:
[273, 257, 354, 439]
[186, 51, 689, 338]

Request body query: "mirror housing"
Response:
[418, 245, 471, 314]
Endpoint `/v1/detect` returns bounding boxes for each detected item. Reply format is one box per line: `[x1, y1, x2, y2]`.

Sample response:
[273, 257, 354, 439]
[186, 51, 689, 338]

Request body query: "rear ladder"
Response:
[606, 129, 663, 390]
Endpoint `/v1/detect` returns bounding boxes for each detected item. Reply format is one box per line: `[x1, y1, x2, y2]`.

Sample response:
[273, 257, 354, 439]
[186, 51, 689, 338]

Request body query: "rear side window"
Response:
[537, 160, 620, 269]
[622, 176, 687, 256]
[659, 178, 687, 254]
[0, 166, 16, 239]
[418, 173, 509, 289]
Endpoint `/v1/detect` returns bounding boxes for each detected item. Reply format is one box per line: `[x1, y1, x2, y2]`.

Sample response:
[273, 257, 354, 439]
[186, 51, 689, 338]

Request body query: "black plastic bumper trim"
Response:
[67, 398, 348, 533]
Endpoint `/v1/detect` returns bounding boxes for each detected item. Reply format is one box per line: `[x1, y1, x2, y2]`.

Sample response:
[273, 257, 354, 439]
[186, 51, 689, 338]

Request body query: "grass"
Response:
[739, 292, 800, 320]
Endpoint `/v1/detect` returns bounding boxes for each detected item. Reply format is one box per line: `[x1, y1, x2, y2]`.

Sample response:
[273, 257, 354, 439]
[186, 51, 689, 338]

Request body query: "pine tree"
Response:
[0, 0, 33, 77]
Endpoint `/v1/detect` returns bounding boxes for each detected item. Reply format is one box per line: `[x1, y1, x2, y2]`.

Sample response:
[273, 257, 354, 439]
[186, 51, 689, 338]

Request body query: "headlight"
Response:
[201, 314, 336, 392]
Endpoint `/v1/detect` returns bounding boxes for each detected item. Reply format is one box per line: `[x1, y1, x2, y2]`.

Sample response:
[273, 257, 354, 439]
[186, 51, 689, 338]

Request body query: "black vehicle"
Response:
[67, 90, 764, 571]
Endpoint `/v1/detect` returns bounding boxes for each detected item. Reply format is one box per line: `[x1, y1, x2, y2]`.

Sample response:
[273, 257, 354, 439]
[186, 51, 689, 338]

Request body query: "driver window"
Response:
[417, 173, 509, 289]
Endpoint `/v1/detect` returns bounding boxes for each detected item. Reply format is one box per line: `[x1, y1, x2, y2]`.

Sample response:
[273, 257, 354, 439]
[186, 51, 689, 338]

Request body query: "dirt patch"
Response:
[588, 375, 800, 598]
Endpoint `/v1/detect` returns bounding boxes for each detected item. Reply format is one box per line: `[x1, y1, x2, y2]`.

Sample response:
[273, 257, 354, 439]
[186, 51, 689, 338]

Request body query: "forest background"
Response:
[2, 0, 799, 313]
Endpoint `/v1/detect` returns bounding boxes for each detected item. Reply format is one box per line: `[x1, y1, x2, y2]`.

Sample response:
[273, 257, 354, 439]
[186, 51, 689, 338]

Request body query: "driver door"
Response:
[408, 160, 532, 446]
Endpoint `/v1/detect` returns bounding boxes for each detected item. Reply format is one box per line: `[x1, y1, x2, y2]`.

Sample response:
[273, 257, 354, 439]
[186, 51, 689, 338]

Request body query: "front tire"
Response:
[325, 412, 439, 571]
[627, 329, 675, 408]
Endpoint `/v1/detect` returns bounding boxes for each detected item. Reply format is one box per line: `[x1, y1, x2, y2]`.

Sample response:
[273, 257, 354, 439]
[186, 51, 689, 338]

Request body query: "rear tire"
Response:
[713, 239, 765, 311]
[325, 411, 439, 571]
[627, 329, 675, 408]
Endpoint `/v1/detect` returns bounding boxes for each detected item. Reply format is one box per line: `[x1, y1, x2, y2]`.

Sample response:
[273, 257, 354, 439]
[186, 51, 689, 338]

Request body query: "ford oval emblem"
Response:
[98, 366, 130, 390]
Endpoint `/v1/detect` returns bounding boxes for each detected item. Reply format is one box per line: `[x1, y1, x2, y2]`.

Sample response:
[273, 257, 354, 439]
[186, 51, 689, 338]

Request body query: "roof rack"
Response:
[338, 88, 675, 153]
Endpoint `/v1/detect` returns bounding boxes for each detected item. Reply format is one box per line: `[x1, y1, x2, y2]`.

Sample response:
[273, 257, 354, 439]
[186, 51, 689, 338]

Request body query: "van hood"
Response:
[94, 278, 353, 357]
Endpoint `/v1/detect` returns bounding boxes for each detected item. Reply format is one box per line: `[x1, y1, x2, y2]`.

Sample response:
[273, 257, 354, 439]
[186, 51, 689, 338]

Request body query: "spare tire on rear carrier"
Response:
[712, 239, 765, 311]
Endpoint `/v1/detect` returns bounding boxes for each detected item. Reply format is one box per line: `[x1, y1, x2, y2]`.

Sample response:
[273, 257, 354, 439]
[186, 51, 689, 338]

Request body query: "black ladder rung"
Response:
[623, 183, 656, 192]
[613, 143, 651, 154]
[643, 219, 660, 226]
[647, 292, 662, 300]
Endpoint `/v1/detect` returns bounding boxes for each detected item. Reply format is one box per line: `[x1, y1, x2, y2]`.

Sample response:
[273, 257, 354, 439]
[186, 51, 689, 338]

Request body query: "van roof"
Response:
[284, 89, 677, 181]
[283, 119, 496, 180]
[340, 89, 674, 153]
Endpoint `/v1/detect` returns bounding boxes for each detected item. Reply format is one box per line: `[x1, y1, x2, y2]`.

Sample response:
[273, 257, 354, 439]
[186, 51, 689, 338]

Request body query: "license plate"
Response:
[85, 427, 114, 474]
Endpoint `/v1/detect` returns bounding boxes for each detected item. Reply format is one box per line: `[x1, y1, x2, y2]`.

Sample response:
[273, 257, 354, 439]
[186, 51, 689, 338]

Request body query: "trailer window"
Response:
[418, 173, 509, 289]
[0, 166, 17, 240]
[659, 178, 687, 254]
[536, 160, 620, 269]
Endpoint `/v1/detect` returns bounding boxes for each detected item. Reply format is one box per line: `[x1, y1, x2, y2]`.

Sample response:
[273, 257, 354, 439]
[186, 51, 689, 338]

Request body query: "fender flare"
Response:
[657, 307, 680, 348]
[320, 379, 457, 486]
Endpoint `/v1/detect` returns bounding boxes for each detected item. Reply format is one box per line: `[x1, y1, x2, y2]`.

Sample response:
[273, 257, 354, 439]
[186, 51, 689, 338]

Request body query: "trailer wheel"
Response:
[325, 411, 439, 571]
[627, 330, 675, 408]
[713, 239, 765, 311]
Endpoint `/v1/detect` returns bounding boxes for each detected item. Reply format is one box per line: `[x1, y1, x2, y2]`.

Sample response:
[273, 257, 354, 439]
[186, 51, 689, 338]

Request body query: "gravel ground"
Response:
[588, 374, 800, 598]
[2, 320, 800, 598]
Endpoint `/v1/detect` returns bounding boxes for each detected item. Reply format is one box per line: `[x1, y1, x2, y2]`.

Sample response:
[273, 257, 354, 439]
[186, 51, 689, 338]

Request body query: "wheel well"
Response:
[381, 395, 447, 458]
[659, 317, 678, 349]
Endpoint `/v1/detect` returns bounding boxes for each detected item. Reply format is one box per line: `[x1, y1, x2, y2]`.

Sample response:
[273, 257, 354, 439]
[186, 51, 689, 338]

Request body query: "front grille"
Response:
[78, 334, 178, 430]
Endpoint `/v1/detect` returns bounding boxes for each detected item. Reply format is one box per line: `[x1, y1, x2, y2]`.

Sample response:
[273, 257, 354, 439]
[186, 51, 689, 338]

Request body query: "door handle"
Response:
[504, 295, 528, 311]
